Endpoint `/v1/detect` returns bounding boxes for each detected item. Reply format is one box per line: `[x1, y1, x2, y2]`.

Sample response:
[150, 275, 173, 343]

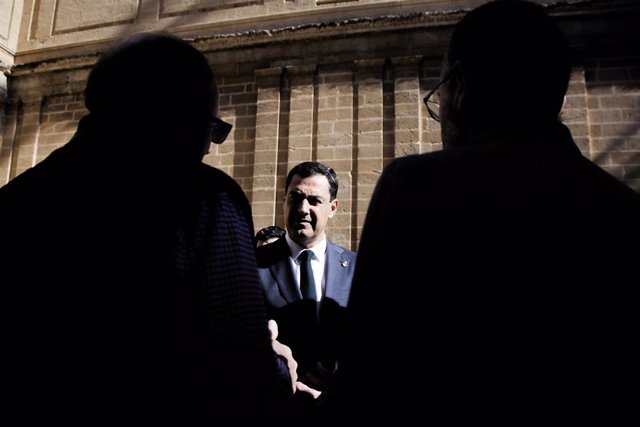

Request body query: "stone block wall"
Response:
[585, 55, 640, 188]
[1, 0, 639, 251]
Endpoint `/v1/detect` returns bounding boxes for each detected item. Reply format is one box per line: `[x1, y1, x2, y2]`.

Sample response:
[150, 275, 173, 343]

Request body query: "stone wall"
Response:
[1, 0, 639, 250]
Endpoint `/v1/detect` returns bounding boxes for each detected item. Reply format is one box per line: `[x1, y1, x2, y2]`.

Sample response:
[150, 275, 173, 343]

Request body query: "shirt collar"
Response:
[286, 233, 327, 262]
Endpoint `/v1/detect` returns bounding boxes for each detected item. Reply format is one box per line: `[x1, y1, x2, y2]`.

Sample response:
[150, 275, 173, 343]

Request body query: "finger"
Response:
[295, 381, 322, 399]
[272, 340, 298, 391]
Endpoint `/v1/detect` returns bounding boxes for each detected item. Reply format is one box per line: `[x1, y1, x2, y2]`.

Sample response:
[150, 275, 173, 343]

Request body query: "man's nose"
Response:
[298, 199, 311, 213]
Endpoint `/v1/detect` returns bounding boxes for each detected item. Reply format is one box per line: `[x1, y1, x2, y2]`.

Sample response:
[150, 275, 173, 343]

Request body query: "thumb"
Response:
[268, 319, 278, 341]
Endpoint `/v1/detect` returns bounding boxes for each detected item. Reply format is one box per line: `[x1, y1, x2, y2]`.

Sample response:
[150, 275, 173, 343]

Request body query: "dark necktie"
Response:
[298, 250, 317, 301]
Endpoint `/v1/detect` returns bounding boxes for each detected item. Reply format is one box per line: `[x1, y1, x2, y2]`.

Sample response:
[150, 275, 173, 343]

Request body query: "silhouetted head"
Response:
[84, 32, 226, 163]
[437, 0, 571, 147]
[255, 225, 286, 247]
[283, 162, 339, 248]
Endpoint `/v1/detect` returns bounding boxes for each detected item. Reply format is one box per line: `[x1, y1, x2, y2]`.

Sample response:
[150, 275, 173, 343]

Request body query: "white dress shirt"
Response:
[286, 233, 326, 303]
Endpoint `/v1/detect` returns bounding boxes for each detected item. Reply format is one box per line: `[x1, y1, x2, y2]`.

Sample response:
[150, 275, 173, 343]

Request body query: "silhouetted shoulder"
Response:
[197, 163, 253, 220]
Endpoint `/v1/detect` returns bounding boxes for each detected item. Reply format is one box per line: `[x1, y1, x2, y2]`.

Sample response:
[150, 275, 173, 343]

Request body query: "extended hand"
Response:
[269, 319, 298, 392]
[268, 319, 322, 399]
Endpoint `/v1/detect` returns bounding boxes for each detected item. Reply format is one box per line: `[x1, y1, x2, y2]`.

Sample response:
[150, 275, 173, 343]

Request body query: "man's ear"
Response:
[451, 60, 466, 112]
[328, 199, 339, 219]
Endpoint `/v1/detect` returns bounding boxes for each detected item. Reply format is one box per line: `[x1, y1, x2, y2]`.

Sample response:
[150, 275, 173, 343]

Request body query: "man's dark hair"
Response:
[254, 225, 286, 245]
[446, 0, 571, 126]
[284, 161, 339, 201]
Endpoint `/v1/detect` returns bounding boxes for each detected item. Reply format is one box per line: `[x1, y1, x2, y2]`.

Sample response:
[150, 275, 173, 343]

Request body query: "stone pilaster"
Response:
[354, 58, 385, 245]
[392, 56, 423, 157]
[252, 66, 283, 230]
[316, 63, 354, 248]
[8, 97, 43, 179]
[286, 64, 316, 170]
[0, 97, 19, 186]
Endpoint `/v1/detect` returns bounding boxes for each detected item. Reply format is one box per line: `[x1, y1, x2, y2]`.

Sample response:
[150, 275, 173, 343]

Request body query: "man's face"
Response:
[283, 173, 338, 248]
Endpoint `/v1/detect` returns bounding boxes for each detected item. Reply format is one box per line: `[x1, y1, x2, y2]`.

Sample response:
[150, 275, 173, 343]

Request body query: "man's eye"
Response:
[288, 193, 303, 203]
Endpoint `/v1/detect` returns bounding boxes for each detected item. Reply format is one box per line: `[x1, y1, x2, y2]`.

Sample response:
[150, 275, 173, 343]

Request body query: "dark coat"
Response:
[0, 116, 288, 425]
[336, 123, 640, 424]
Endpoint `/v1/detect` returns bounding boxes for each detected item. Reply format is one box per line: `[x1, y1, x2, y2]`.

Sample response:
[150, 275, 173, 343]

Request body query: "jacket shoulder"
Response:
[328, 240, 356, 259]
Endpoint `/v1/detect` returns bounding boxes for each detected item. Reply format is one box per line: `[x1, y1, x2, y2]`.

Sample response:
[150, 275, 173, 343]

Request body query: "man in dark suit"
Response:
[0, 32, 294, 425]
[256, 161, 356, 408]
[335, 0, 640, 425]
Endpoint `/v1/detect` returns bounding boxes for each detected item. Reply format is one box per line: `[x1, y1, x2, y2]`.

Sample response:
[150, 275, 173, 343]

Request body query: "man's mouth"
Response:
[295, 219, 312, 228]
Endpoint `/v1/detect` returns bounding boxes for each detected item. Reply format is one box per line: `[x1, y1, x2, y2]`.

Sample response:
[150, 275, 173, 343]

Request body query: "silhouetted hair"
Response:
[255, 225, 286, 245]
[284, 161, 339, 201]
[446, 0, 571, 125]
[84, 32, 216, 122]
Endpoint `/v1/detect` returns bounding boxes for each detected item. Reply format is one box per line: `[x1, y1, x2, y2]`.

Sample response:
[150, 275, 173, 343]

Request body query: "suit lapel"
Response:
[323, 241, 349, 305]
[268, 238, 299, 303]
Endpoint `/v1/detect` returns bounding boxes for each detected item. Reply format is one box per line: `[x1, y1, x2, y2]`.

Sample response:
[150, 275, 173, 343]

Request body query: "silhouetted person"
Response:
[335, 1, 640, 424]
[0, 32, 293, 424]
[255, 225, 287, 247]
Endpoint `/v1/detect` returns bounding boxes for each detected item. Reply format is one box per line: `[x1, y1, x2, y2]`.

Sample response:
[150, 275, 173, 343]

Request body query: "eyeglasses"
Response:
[210, 117, 233, 144]
[423, 73, 451, 123]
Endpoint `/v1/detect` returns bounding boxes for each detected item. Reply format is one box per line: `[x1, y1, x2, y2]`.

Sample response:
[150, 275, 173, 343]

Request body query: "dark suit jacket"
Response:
[0, 115, 289, 425]
[257, 236, 356, 381]
[336, 123, 640, 425]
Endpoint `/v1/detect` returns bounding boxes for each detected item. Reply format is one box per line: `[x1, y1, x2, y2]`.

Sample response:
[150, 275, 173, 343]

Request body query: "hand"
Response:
[268, 319, 322, 399]
[268, 319, 298, 392]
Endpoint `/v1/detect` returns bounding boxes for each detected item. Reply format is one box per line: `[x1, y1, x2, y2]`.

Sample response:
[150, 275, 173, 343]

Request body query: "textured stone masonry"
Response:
[1, 0, 639, 250]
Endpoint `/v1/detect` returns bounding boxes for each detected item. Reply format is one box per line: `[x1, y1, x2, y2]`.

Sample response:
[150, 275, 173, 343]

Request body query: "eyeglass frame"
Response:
[210, 116, 233, 144]
[423, 71, 452, 123]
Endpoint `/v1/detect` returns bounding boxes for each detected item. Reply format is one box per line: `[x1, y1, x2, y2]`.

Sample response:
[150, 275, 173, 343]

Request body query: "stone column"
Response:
[286, 64, 317, 170]
[316, 64, 354, 249]
[0, 97, 19, 185]
[420, 56, 444, 152]
[7, 96, 44, 179]
[393, 56, 423, 157]
[252, 66, 283, 230]
[354, 58, 385, 248]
